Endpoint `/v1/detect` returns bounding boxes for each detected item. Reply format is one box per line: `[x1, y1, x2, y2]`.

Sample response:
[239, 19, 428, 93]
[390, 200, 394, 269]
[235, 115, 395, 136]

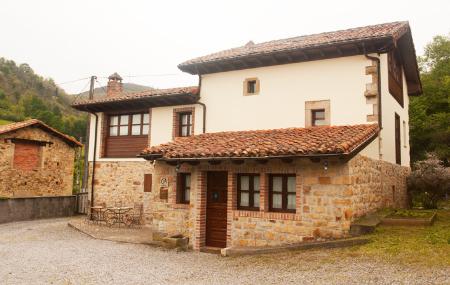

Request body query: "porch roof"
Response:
[140, 123, 379, 161]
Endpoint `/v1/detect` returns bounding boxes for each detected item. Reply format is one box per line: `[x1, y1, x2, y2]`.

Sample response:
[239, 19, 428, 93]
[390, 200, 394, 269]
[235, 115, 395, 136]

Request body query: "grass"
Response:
[387, 209, 436, 219]
[0, 119, 12, 125]
[339, 208, 450, 267]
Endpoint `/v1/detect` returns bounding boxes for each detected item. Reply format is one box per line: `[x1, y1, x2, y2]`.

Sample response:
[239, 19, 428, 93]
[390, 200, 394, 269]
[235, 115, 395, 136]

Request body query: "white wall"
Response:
[379, 53, 410, 166]
[150, 104, 204, 146]
[200, 55, 375, 132]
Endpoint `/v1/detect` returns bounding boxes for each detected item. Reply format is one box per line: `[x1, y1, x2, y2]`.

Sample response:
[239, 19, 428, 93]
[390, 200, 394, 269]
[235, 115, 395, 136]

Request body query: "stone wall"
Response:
[0, 127, 76, 197]
[348, 155, 410, 218]
[88, 161, 154, 222]
[87, 154, 409, 249]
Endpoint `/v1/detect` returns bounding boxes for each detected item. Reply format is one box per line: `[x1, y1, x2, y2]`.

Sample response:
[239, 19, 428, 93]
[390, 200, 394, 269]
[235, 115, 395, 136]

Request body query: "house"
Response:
[72, 21, 421, 250]
[0, 119, 82, 197]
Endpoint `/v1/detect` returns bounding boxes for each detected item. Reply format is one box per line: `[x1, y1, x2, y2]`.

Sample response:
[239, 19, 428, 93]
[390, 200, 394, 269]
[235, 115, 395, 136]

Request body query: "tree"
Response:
[410, 35, 450, 164]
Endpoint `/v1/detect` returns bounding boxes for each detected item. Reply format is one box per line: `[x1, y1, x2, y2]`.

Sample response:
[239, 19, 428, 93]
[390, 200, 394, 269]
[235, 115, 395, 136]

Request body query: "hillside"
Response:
[0, 57, 87, 139]
[76, 83, 152, 100]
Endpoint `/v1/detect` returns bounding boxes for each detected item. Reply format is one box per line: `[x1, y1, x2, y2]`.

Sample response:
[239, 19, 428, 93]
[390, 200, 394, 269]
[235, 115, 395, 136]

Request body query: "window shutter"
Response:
[144, 174, 152, 192]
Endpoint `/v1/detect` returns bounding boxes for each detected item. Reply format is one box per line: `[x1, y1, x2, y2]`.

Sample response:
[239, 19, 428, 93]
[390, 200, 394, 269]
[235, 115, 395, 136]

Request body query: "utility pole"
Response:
[81, 76, 97, 193]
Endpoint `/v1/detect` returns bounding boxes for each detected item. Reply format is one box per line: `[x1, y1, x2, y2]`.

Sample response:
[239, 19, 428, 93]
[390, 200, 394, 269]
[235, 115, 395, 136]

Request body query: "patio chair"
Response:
[124, 203, 144, 227]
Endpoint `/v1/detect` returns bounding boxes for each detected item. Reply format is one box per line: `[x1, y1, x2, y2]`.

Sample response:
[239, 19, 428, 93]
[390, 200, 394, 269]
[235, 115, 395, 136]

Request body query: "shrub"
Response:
[407, 153, 450, 209]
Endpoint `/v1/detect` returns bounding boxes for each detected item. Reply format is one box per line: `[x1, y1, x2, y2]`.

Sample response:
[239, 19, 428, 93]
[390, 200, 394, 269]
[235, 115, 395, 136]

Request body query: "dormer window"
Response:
[243, 78, 260, 96]
[312, 109, 326, 126]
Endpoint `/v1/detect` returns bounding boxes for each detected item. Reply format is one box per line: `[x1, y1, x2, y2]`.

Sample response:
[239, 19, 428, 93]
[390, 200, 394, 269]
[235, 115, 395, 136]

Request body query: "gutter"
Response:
[196, 75, 206, 133]
[363, 43, 382, 129]
[85, 110, 99, 210]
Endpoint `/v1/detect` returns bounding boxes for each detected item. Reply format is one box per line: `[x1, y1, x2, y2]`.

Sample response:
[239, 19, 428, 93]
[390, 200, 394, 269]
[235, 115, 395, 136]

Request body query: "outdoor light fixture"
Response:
[323, 160, 329, 171]
[175, 164, 181, 172]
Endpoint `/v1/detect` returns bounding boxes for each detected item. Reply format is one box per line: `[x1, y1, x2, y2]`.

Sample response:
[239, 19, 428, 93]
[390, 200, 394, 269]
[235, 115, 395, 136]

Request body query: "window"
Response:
[179, 112, 193, 137]
[395, 113, 401, 165]
[237, 174, 260, 210]
[403, 120, 407, 148]
[243, 78, 260, 96]
[177, 173, 191, 204]
[312, 109, 326, 126]
[269, 174, 296, 213]
[388, 50, 404, 107]
[109, 113, 149, 137]
[305, 100, 330, 127]
[144, 174, 152, 192]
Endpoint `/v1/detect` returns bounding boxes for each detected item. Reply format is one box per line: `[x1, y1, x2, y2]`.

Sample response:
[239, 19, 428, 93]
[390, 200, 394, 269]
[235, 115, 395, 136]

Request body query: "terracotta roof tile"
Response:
[0, 119, 82, 147]
[141, 124, 379, 160]
[179, 21, 409, 69]
[72, 86, 199, 106]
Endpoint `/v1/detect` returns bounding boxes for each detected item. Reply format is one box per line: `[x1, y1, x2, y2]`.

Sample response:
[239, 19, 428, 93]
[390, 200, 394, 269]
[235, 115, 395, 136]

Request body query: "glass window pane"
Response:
[109, 126, 118, 136]
[240, 176, 249, 191]
[254, 176, 260, 191]
[131, 125, 141, 135]
[181, 114, 188, 124]
[185, 174, 190, 187]
[132, 114, 141, 124]
[110, 116, 118, 126]
[142, 125, 149, 135]
[272, 176, 282, 192]
[143, 113, 149, 124]
[287, 194, 296, 210]
[120, 115, 129, 125]
[272, 193, 282, 208]
[254, 193, 260, 208]
[287, 176, 296, 193]
[119, 126, 128, 136]
[240, 192, 249, 207]
[181, 126, 188, 136]
[185, 189, 190, 202]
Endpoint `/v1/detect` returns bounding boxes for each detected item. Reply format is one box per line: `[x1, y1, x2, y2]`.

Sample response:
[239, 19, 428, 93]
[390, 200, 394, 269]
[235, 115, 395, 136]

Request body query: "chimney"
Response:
[106, 72, 123, 97]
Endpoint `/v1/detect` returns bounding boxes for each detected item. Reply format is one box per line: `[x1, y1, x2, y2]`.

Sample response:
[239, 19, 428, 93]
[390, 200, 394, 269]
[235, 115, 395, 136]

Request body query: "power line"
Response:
[56, 77, 90, 86]
[71, 78, 92, 104]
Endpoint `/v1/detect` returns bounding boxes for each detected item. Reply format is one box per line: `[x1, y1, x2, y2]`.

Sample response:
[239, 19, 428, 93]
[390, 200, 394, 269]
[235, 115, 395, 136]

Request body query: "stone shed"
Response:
[0, 119, 82, 197]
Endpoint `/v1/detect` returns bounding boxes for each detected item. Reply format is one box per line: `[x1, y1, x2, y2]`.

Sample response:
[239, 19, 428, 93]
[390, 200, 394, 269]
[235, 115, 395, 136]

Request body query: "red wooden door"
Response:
[206, 171, 228, 248]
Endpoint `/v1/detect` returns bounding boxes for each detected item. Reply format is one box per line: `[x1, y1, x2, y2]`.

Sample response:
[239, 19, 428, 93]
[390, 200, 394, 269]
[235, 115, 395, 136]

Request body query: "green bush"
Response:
[407, 153, 450, 209]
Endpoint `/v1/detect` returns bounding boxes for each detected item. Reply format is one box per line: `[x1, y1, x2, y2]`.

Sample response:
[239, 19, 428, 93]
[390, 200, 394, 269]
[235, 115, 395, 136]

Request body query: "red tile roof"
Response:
[179, 22, 409, 69]
[0, 119, 82, 147]
[141, 124, 379, 160]
[72, 86, 199, 107]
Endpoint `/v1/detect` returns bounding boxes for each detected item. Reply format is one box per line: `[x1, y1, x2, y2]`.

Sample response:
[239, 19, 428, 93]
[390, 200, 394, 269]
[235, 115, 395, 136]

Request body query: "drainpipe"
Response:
[85, 110, 99, 209]
[196, 75, 206, 133]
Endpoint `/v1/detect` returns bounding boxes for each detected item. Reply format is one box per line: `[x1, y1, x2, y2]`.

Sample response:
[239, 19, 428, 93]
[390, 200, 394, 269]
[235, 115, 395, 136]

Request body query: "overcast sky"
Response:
[0, 0, 449, 94]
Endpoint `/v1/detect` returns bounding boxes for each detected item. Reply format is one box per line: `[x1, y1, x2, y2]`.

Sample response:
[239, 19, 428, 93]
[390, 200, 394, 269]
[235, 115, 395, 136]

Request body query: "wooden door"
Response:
[206, 171, 228, 248]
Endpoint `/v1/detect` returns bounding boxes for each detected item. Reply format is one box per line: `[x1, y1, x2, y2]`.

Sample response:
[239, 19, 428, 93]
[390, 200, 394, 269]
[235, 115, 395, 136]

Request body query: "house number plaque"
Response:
[160, 177, 169, 188]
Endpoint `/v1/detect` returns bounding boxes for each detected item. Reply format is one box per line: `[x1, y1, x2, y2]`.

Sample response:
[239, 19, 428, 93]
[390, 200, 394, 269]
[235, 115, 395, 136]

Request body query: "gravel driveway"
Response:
[0, 218, 448, 285]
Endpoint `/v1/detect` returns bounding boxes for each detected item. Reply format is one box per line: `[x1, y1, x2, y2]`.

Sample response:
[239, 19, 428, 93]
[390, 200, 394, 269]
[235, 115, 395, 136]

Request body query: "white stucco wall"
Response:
[150, 104, 204, 146]
[379, 53, 410, 166]
[200, 55, 375, 132]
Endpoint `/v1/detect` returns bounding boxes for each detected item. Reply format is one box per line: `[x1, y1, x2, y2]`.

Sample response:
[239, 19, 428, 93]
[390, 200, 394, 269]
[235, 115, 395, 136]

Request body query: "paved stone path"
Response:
[0, 218, 448, 285]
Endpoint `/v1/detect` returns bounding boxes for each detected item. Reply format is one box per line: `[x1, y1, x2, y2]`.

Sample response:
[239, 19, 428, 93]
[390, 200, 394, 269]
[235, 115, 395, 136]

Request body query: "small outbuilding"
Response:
[0, 119, 82, 197]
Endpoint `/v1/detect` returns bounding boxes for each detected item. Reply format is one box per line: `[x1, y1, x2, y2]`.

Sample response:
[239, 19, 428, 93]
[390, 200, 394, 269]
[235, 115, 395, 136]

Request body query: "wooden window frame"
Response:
[237, 174, 260, 211]
[108, 112, 149, 138]
[269, 174, 296, 213]
[177, 173, 191, 204]
[311, 109, 326, 126]
[172, 107, 195, 139]
[395, 113, 401, 165]
[305, 100, 330, 127]
[243, 77, 260, 96]
[178, 112, 193, 137]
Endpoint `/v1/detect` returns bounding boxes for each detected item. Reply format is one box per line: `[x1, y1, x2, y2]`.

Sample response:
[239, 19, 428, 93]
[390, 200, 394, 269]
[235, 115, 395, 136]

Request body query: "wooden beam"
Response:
[187, 161, 200, 166]
[231, 159, 244, 165]
[281, 157, 294, 164]
[208, 160, 222, 165]
[255, 159, 269, 164]
[165, 161, 178, 166]
[309, 157, 321, 163]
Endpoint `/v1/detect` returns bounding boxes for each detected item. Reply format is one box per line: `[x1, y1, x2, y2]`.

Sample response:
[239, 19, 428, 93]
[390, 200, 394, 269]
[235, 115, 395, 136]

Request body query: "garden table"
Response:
[105, 206, 132, 227]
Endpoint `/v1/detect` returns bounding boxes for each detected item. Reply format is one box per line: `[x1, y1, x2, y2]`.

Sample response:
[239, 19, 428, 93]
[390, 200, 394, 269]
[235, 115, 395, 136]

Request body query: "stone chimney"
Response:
[106, 72, 123, 97]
